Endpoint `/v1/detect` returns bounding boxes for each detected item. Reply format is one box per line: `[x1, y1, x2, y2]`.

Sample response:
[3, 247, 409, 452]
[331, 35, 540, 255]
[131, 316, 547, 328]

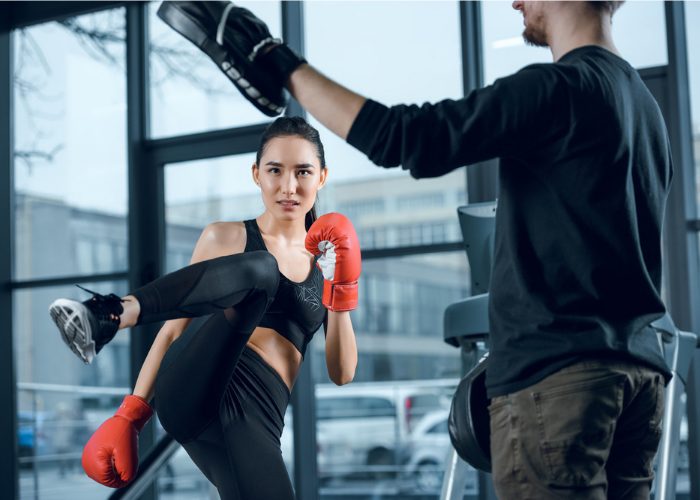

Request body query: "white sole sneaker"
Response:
[48, 298, 96, 364]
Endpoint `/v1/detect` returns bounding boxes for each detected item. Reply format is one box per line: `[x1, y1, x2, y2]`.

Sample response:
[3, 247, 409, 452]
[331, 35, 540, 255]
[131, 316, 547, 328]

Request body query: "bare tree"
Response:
[14, 7, 230, 171]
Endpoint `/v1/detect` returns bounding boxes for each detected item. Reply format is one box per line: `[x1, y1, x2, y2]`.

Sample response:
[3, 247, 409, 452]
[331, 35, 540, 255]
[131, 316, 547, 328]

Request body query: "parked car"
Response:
[401, 409, 453, 492]
[313, 379, 455, 481]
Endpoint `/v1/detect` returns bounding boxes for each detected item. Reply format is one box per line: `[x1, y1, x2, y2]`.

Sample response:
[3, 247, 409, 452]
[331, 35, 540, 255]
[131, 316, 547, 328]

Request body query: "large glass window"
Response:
[15, 281, 130, 500]
[13, 10, 128, 281]
[687, 2, 700, 215]
[164, 153, 262, 272]
[305, 1, 465, 249]
[12, 9, 131, 499]
[481, 1, 668, 84]
[685, 6, 700, 496]
[307, 252, 469, 497]
[304, 3, 468, 496]
[148, 1, 281, 139]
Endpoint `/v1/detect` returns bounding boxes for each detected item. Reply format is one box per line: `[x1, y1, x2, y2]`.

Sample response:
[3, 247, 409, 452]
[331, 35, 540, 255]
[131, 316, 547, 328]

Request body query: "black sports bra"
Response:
[244, 219, 327, 357]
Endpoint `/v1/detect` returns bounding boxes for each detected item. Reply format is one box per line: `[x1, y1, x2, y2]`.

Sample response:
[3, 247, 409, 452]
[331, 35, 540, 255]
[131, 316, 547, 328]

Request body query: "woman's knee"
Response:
[239, 251, 280, 300]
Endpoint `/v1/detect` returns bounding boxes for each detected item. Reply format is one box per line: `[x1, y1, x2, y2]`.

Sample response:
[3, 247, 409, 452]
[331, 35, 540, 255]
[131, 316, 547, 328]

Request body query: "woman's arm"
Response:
[324, 311, 357, 386]
[130, 221, 246, 402]
[132, 319, 191, 402]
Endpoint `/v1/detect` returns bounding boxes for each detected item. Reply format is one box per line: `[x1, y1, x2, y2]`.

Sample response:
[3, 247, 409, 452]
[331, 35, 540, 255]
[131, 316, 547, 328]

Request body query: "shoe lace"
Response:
[75, 284, 124, 322]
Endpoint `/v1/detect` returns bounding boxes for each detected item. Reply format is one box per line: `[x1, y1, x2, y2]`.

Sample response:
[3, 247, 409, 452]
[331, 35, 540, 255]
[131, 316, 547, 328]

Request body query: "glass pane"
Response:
[687, 1, 700, 216]
[165, 153, 261, 272]
[13, 10, 128, 281]
[148, 1, 281, 139]
[307, 252, 473, 498]
[481, 1, 667, 85]
[15, 282, 130, 499]
[305, 1, 466, 249]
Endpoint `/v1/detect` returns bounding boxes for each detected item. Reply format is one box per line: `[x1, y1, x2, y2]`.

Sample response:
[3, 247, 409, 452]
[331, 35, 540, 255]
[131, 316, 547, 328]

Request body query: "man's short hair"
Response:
[588, 1, 625, 15]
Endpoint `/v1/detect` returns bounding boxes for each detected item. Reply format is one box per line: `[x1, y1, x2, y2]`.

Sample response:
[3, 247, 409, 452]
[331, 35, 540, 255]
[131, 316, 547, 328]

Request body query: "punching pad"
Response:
[448, 353, 491, 472]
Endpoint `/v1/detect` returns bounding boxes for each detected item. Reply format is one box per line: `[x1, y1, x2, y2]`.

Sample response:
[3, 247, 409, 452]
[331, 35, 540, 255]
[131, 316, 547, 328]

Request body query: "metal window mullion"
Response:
[9, 271, 130, 290]
[460, 3, 497, 498]
[126, 4, 160, 500]
[146, 123, 268, 165]
[462, 1, 498, 204]
[1, 13, 19, 500]
[10, 1, 126, 30]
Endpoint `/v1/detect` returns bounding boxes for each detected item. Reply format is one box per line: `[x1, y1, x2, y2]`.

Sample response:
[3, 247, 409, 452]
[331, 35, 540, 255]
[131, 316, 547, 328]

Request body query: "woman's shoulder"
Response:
[199, 221, 247, 255]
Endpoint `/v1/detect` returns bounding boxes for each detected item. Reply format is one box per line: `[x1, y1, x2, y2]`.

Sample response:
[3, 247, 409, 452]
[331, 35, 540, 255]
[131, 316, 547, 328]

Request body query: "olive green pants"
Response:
[489, 358, 666, 499]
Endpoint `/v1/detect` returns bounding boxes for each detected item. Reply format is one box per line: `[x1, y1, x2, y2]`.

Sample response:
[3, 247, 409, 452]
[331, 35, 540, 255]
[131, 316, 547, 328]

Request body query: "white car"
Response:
[313, 379, 455, 481]
[402, 409, 476, 493]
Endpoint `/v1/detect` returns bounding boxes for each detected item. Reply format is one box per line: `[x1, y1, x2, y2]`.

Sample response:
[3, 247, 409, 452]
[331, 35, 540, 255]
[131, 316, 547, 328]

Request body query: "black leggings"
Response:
[129, 251, 295, 499]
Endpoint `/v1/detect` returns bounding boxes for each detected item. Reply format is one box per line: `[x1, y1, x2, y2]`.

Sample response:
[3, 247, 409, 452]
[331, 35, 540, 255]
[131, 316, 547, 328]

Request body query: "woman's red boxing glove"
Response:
[305, 213, 361, 312]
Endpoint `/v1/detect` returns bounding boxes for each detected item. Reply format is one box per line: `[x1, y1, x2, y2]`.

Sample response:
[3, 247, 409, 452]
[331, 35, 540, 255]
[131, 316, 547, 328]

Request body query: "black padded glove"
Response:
[157, 1, 306, 117]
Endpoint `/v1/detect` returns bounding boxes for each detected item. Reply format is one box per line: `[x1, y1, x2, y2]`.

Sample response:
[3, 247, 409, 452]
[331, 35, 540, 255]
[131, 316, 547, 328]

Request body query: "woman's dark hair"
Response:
[255, 116, 326, 230]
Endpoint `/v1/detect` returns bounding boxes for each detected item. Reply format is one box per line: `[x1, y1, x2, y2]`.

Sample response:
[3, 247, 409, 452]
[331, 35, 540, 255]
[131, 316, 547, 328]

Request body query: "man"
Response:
[157, 2, 671, 498]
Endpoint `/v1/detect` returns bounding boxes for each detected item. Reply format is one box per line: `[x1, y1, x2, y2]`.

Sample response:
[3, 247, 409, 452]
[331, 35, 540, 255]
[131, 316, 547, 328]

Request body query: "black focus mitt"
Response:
[157, 1, 306, 117]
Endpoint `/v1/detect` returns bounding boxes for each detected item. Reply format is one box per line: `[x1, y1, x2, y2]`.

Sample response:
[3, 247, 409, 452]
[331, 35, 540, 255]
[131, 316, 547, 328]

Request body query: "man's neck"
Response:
[547, 8, 621, 62]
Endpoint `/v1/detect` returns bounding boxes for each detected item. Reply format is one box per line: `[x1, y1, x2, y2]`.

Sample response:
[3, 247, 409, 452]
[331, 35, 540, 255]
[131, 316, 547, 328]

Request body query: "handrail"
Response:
[109, 434, 180, 500]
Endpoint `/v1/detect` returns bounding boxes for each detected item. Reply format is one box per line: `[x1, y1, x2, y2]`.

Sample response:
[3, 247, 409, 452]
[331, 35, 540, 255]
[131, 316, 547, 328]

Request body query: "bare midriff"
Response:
[246, 327, 302, 392]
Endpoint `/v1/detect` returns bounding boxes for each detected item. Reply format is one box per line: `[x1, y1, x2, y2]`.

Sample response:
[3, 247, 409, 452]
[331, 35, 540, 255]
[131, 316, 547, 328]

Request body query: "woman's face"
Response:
[252, 135, 327, 223]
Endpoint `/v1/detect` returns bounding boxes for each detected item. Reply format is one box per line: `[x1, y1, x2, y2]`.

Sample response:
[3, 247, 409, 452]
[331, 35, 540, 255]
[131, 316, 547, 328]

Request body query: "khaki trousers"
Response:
[489, 358, 666, 500]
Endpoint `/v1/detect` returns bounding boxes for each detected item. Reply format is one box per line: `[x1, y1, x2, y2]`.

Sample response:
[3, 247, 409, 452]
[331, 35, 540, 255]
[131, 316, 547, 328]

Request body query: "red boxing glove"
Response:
[305, 213, 362, 311]
[82, 394, 153, 488]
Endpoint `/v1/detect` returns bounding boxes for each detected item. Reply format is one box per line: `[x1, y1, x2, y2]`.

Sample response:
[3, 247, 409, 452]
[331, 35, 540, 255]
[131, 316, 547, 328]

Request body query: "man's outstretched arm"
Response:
[287, 63, 366, 141]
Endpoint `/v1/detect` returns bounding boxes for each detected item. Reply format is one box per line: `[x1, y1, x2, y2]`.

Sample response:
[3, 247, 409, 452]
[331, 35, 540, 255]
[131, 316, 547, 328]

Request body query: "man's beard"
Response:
[522, 25, 548, 47]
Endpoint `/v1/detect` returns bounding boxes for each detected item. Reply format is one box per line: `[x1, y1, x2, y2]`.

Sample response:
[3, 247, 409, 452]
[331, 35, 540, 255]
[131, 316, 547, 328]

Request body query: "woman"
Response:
[48, 117, 360, 499]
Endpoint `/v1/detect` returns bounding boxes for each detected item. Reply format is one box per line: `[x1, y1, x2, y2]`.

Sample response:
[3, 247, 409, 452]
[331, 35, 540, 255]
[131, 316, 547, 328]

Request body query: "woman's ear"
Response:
[318, 167, 329, 190]
[251, 164, 260, 186]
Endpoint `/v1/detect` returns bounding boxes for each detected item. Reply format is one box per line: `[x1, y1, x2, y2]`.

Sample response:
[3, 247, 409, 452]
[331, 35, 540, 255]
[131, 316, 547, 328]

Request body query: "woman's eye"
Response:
[268, 168, 280, 174]
[298, 170, 311, 177]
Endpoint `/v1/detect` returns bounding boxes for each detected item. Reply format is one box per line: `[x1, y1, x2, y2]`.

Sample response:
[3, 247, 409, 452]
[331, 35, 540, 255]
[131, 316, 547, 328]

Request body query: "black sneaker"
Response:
[48, 285, 124, 364]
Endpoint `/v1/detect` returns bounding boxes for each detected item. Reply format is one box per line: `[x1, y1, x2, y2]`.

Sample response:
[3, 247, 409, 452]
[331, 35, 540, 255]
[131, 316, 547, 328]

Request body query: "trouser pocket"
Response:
[531, 372, 626, 487]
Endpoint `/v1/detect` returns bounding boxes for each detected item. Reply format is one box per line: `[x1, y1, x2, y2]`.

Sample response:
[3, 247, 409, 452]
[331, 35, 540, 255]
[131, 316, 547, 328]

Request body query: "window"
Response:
[481, 1, 668, 85]
[13, 10, 128, 281]
[308, 251, 467, 493]
[11, 10, 132, 497]
[306, 1, 465, 253]
[148, 1, 281, 138]
[15, 281, 130, 498]
[428, 420, 449, 435]
[686, 2, 700, 215]
[396, 192, 445, 211]
[164, 153, 262, 272]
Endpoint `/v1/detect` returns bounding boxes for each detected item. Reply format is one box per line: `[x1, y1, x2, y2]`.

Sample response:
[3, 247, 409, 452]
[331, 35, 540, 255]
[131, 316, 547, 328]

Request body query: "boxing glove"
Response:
[305, 213, 361, 312]
[82, 394, 153, 488]
[157, 1, 305, 117]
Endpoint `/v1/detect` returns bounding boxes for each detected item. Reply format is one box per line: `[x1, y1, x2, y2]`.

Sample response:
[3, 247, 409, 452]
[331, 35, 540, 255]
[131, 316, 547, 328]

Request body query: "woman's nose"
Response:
[281, 173, 297, 195]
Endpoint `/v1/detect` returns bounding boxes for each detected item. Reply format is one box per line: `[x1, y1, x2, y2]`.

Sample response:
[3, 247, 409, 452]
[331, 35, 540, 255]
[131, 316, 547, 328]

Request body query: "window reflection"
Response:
[686, 2, 700, 214]
[148, 1, 281, 138]
[13, 10, 128, 281]
[15, 281, 130, 499]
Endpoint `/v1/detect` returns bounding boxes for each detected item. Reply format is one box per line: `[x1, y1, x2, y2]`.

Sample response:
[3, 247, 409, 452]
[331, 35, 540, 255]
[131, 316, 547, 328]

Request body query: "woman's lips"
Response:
[278, 200, 300, 210]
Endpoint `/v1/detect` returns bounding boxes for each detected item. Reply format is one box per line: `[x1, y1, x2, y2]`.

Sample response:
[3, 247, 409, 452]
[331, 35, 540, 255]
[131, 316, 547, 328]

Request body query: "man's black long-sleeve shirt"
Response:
[346, 45, 673, 397]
